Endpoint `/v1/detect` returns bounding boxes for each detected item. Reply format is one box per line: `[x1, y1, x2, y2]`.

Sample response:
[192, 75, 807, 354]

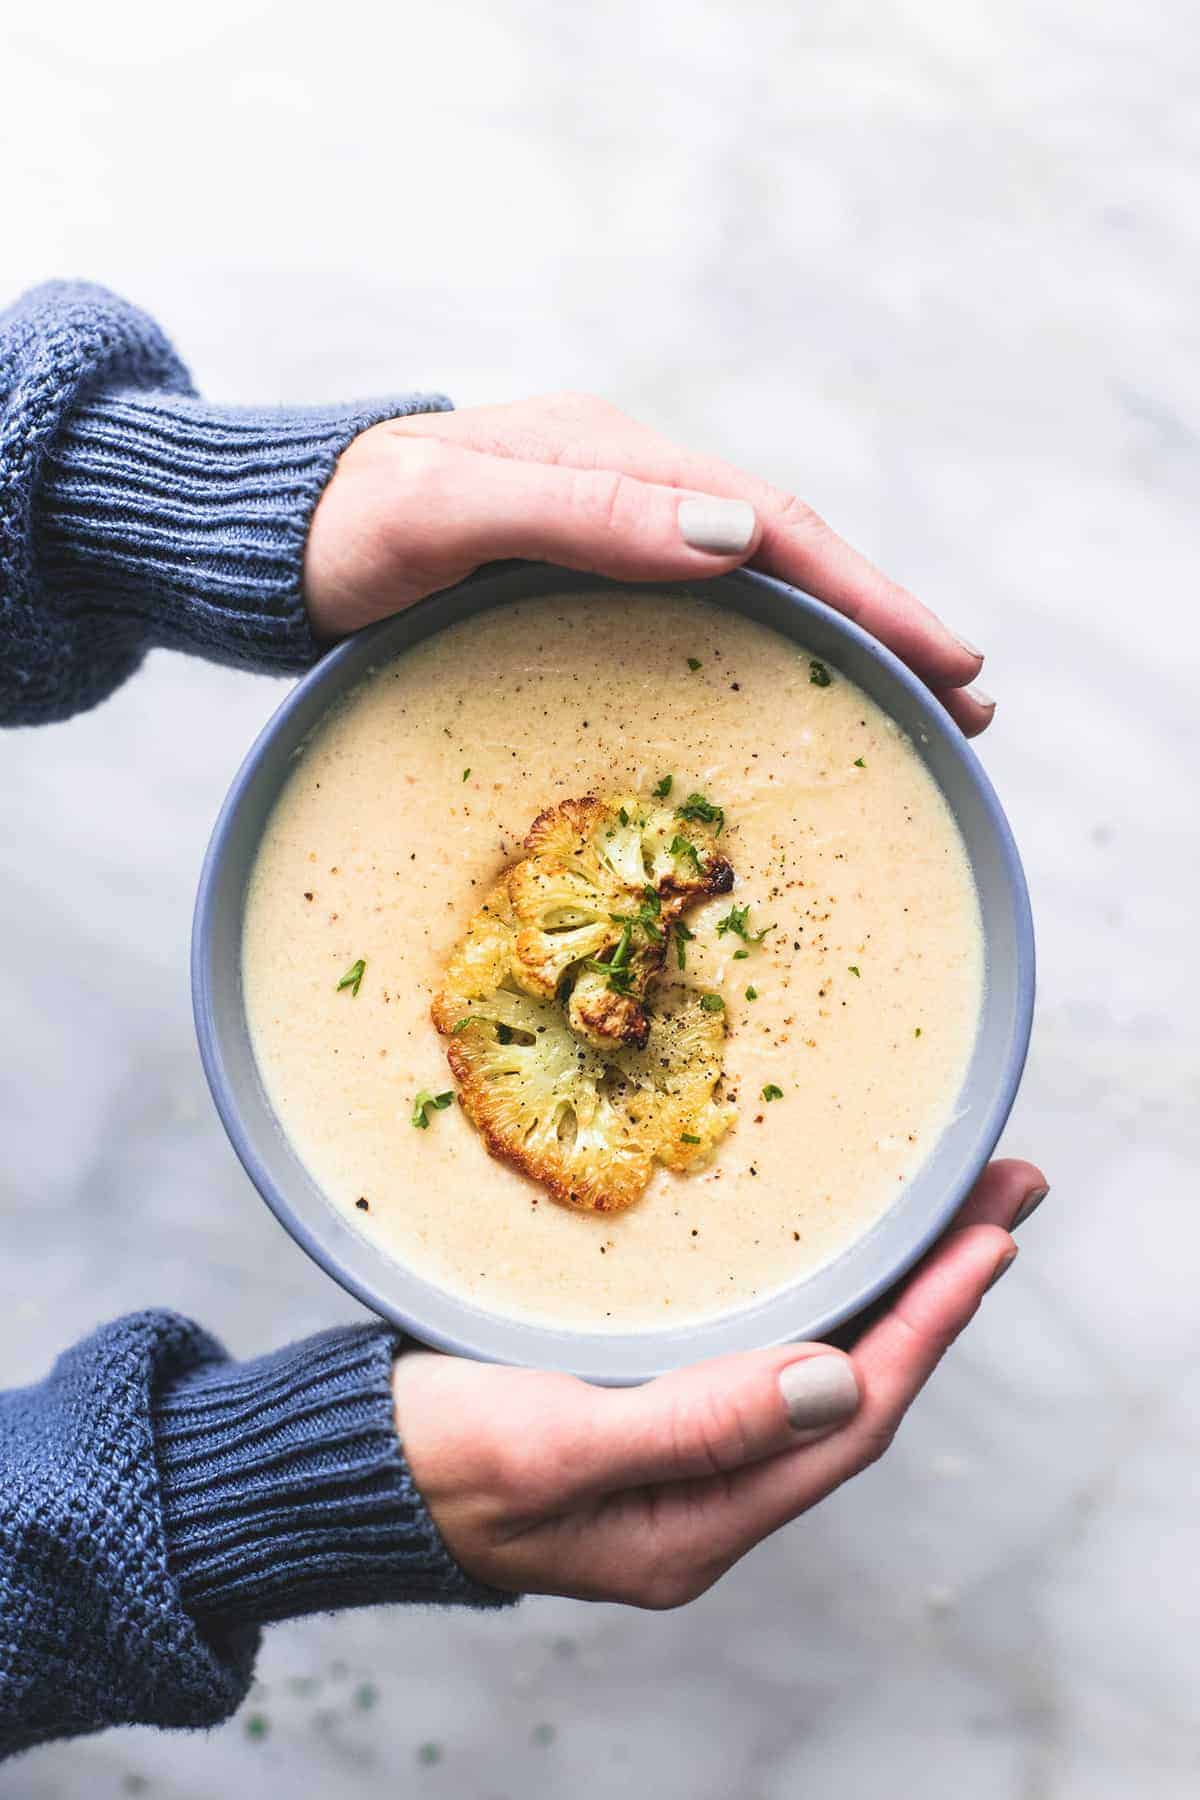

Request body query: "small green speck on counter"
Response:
[244, 1713, 270, 1741]
[336, 958, 366, 997]
[353, 1681, 379, 1711]
[417, 1741, 443, 1766]
[532, 1723, 557, 1748]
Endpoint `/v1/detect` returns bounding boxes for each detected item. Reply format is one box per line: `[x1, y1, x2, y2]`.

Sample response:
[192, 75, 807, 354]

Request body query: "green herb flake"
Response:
[848, 964, 861, 977]
[680, 1132, 702, 1145]
[699, 993, 725, 1013]
[618, 805, 630, 827]
[462, 767, 471, 781]
[417, 1742, 444, 1767]
[675, 792, 725, 833]
[810, 659, 832, 688]
[668, 834, 703, 873]
[716, 902, 772, 945]
[244, 1713, 270, 1741]
[412, 1089, 454, 1129]
[733, 948, 749, 959]
[686, 656, 702, 671]
[450, 1017, 475, 1034]
[854, 757, 866, 768]
[336, 958, 366, 997]
[652, 774, 674, 798]
[674, 918, 695, 970]
[914, 1026, 922, 1038]
[762, 1083, 784, 1102]
[745, 985, 758, 1000]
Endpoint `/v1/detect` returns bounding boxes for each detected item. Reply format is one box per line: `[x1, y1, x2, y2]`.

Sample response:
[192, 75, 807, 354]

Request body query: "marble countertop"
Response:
[3, 1, 1197, 1794]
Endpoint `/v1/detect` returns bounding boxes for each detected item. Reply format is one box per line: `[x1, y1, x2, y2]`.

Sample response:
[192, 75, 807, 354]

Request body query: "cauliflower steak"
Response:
[430, 794, 736, 1213]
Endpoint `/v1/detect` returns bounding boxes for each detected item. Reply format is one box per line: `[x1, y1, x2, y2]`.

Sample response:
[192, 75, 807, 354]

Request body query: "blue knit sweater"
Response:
[0, 283, 510, 1762]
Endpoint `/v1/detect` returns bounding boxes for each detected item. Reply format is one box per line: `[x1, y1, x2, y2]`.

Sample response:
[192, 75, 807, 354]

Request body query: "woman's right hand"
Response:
[393, 1158, 1046, 1607]
[305, 393, 992, 735]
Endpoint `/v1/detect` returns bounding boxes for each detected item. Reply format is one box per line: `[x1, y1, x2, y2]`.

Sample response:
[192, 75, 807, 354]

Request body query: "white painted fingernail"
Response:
[1013, 1185, 1049, 1229]
[965, 683, 996, 710]
[678, 497, 756, 555]
[778, 1354, 860, 1437]
[985, 1247, 1018, 1293]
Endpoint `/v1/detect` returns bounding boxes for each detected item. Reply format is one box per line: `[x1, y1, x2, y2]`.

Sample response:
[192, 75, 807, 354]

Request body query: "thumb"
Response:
[555, 1345, 862, 1503]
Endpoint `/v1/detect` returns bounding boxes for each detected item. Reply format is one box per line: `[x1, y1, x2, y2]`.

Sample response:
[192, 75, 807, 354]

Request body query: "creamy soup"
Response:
[243, 591, 983, 1330]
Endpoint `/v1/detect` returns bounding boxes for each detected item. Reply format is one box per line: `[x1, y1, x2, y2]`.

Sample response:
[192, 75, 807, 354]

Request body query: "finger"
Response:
[389, 404, 982, 690]
[935, 681, 996, 738]
[945, 1156, 1049, 1233]
[383, 439, 766, 588]
[676, 1220, 1015, 1573]
[557, 1345, 862, 1499]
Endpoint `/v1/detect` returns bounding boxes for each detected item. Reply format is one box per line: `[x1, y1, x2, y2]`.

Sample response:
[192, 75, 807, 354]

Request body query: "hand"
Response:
[392, 1159, 1047, 1606]
[305, 394, 992, 735]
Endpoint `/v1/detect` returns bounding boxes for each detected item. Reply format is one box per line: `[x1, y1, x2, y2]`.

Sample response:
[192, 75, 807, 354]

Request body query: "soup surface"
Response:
[243, 590, 983, 1330]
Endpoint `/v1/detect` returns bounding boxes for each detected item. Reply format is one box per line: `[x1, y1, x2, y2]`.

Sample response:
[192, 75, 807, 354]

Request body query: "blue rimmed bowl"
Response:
[192, 563, 1034, 1384]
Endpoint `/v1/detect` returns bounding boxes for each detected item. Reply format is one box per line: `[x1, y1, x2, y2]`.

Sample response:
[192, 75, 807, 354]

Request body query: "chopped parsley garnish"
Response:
[336, 958, 366, 997]
[687, 656, 703, 671]
[848, 965, 861, 977]
[618, 805, 630, 827]
[582, 921, 638, 993]
[450, 1017, 475, 1034]
[462, 767, 471, 781]
[699, 993, 725, 1013]
[412, 1089, 454, 1129]
[809, 659, 832, 687]
[762, 1083, 784, 1102]
[914, 1026, 922, 1038]
[854, 757, 866, 768]
[652, 774, 674, 799]
[674, 918, 695, 970]
[745, 985, 758, 1000]
[675, 792, 725, 833]
[668, 834, 703, 873]
[716, 902, 772, 945]
[680, 1132, 702, 1145]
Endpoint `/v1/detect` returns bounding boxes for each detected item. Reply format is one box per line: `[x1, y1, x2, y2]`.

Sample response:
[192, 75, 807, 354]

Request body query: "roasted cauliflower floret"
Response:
[432, 832, 737, 1211]
[508, 794, 732, 1047]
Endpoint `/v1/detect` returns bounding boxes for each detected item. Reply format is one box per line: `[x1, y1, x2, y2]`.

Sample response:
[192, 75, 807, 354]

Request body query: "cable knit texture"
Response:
[0, 285, 512, 1761]
[0, 280, 451, 723]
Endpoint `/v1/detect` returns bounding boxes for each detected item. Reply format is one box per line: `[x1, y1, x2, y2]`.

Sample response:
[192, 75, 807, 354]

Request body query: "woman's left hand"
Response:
[392, 1159, 1045, 1606]
[305, 393, 992, 735]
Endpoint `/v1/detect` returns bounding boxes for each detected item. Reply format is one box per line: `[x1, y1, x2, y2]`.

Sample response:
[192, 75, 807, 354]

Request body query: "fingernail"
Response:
[952, 629, 984, 661]
[778, 1355, 860, 1437]
[678, 496, 756, 555]
[1013, 1185, 1049, 1229]
[965, 682, 996, 710]
[985, 1247, 1018, 1292]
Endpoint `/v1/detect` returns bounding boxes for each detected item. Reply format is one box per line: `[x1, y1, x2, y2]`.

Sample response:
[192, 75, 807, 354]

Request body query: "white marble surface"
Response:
[3, 1, 1198, 1793]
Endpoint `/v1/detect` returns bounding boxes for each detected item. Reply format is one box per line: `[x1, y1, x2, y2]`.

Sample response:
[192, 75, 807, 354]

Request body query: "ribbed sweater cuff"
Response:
[35, 386, 451, 675]
[154, 1324, 514, 1629]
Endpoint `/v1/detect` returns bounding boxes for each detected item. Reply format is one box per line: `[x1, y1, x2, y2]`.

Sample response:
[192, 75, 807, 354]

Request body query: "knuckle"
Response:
[540, 389, 622, 424]
[670, 1389, 756, 1479]
[573, 468, 642, 536]
[764, 488, 825, 535]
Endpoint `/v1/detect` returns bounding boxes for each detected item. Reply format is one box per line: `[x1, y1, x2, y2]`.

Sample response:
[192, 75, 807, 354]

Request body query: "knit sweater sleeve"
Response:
[0, 1313, 511, 1761]
[0, 280, 450, 724]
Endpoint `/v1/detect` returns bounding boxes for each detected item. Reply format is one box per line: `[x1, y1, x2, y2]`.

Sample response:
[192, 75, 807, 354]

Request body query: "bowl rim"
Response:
[192, 563, 1035, 1384]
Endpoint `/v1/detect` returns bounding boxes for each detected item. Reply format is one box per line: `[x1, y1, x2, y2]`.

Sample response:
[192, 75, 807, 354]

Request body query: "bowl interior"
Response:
[193, 564, 1034, 1384]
